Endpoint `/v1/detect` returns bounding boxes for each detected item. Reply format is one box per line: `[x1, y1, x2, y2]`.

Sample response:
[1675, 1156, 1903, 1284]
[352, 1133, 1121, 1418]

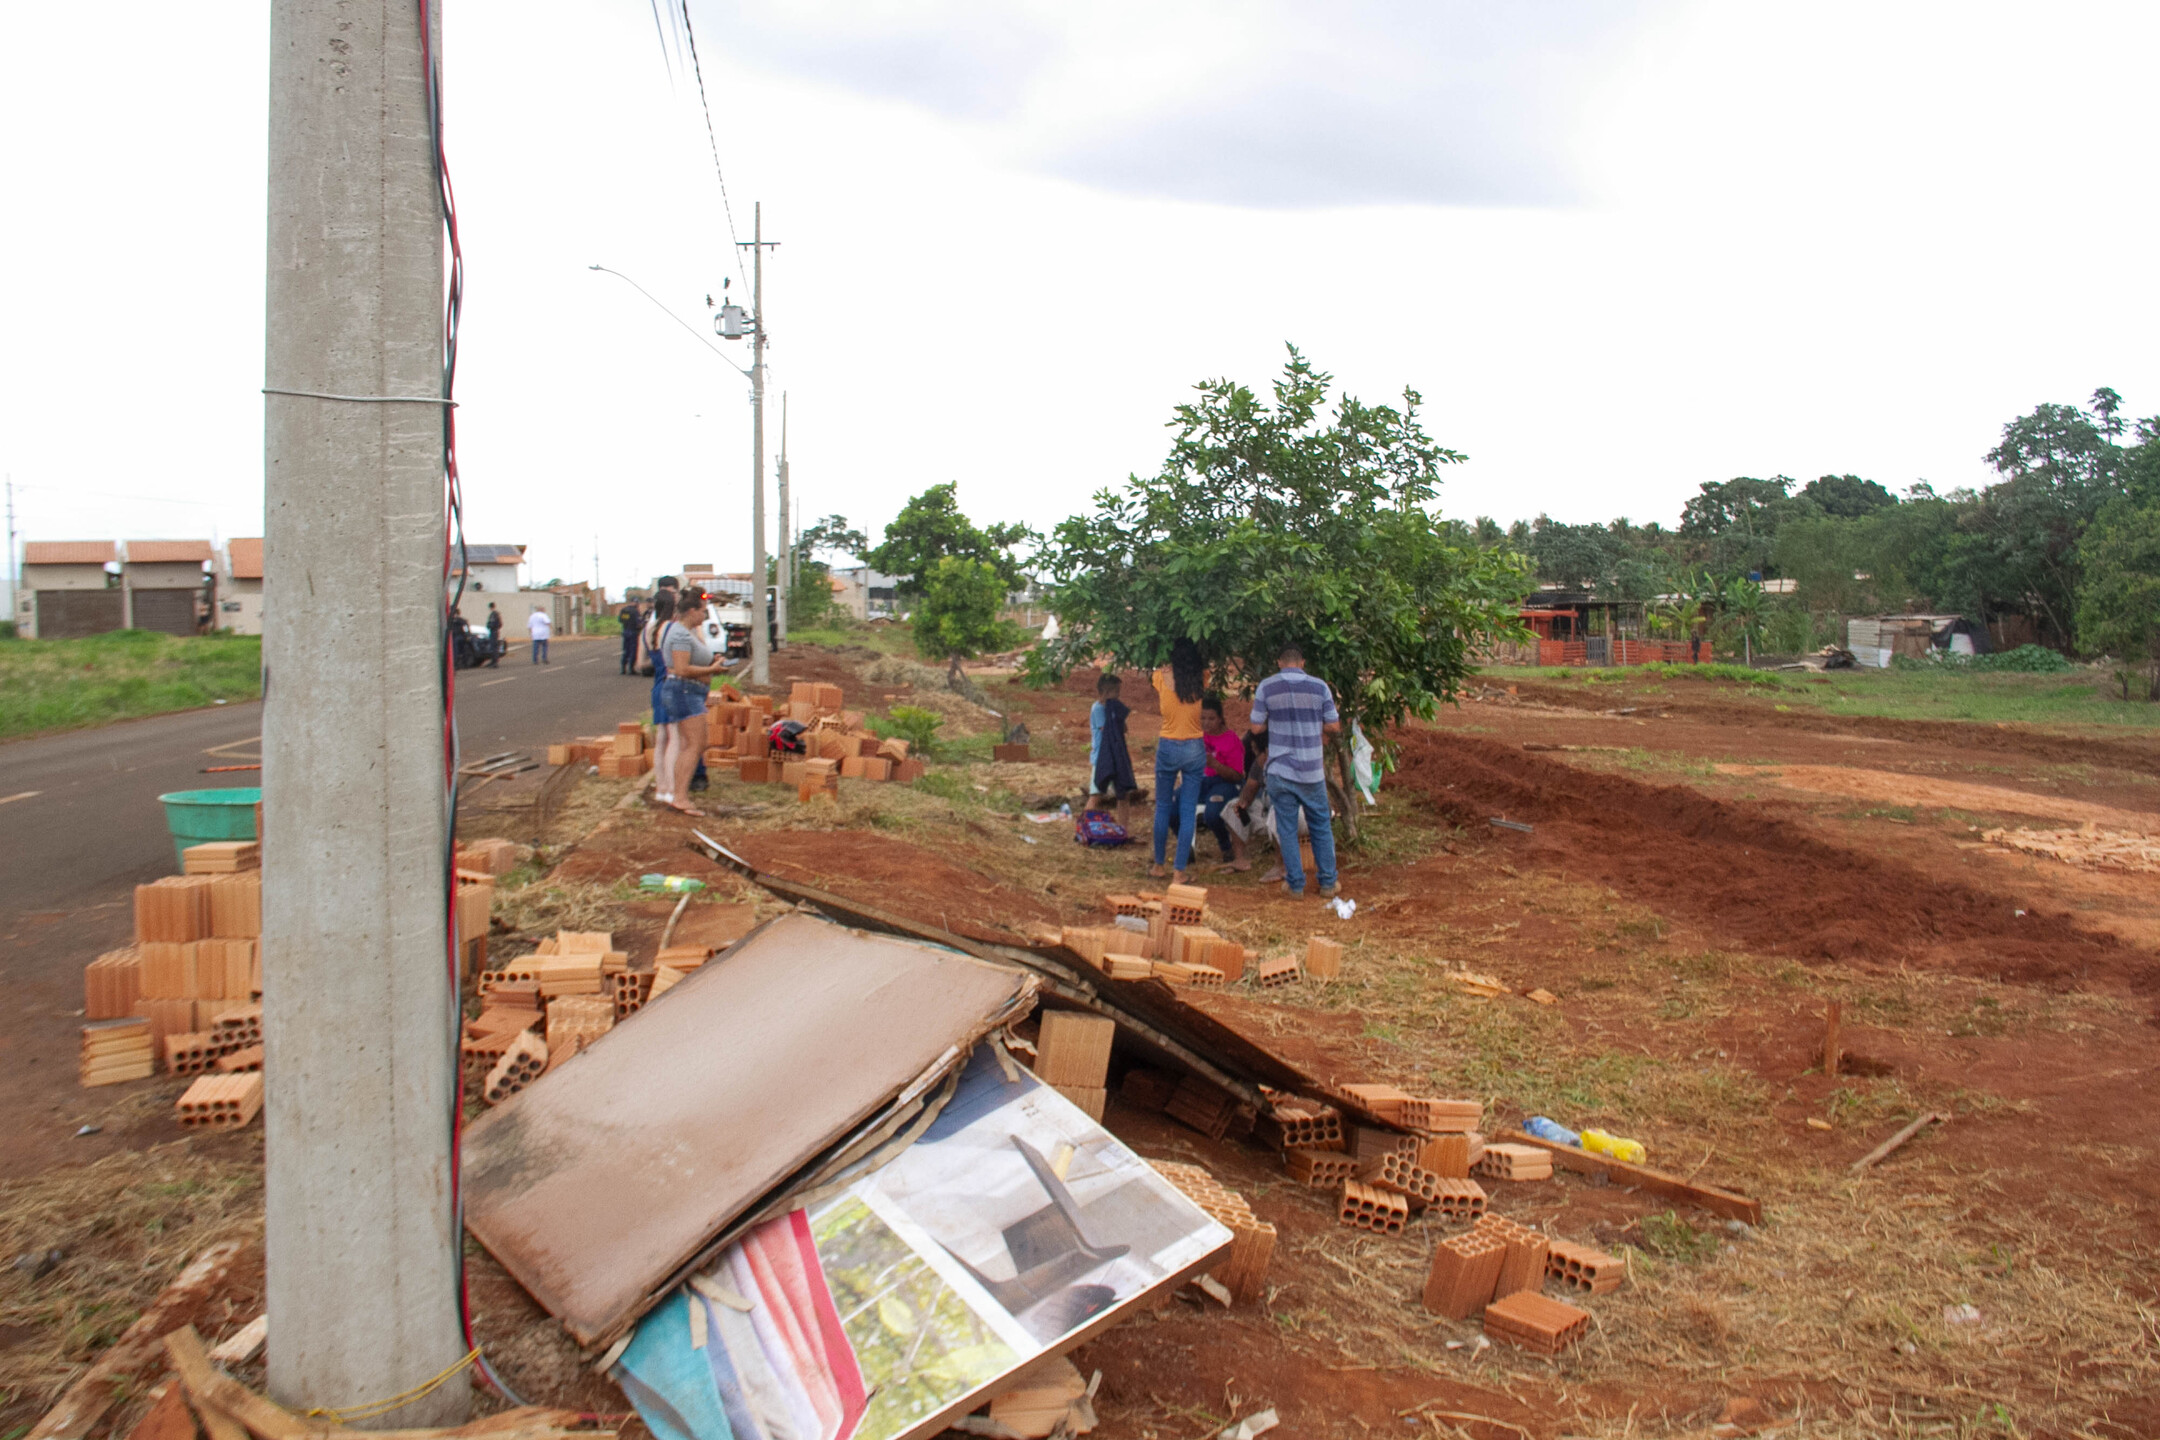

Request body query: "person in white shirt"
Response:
[527, 605, 552, 664]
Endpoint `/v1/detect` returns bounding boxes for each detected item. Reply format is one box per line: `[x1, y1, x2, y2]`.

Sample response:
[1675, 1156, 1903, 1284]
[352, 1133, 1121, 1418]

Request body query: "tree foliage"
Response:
[912, 556, 1013, 675]
[1027, 348, 1530, 810]
[2076, 500, 2160, 696]
[868, 484, 1033, 598]
[781, 514, 868, 628]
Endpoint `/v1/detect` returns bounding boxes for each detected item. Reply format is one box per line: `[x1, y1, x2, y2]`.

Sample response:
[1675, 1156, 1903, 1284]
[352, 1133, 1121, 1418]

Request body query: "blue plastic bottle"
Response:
[1523, 1116, 1580, 1147]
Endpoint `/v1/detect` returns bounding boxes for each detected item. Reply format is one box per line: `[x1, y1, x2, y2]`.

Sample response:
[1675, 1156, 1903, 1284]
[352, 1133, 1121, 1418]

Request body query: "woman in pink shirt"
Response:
[1196, 696, 1250, 871]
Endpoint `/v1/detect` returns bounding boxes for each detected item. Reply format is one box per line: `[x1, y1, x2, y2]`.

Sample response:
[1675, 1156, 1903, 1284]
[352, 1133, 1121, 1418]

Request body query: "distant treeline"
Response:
[1464, 390, 2160, 661]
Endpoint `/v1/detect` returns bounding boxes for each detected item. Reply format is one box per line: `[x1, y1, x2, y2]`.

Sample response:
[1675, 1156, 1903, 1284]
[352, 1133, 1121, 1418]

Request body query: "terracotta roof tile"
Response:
[23, 541, 118, 566]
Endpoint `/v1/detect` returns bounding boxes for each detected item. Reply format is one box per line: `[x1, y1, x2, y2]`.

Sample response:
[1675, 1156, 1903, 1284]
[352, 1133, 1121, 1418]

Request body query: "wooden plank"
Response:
[1505, 1134, 1762, 1224]
[28, 1241, 247, 1440]
[1822, 1000, 1842, 1078]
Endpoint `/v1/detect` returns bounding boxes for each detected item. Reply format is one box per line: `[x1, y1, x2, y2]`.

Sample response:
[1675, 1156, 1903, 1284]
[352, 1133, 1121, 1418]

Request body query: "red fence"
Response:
[1536, 639, 1714, 667]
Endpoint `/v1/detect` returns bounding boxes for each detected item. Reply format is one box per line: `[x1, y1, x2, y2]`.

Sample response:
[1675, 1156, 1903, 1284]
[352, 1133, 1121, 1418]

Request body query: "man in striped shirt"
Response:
[1248, 643, 1341, 897]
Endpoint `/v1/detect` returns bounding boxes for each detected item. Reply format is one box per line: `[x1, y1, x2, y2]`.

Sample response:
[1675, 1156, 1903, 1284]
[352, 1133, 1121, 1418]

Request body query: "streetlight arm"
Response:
[587, 265, 753, 379]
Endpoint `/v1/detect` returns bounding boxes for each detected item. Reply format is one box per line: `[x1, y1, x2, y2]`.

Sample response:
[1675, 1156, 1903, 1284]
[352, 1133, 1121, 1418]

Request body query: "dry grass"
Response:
[0, 1142, 262, 1413]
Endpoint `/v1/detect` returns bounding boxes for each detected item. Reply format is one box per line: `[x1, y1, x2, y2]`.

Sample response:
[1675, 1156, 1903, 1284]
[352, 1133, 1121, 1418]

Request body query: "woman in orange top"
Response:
[1150, 637, 1208, 881]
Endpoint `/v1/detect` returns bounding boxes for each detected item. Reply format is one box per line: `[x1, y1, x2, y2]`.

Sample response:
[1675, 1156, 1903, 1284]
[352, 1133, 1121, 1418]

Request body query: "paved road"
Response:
[0, 633, 648, 1176]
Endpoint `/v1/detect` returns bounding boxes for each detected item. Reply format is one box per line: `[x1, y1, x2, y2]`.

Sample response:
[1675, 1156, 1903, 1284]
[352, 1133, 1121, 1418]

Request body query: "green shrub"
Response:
[1893, 644, 2071, 674]
[869, 704, 944, 757]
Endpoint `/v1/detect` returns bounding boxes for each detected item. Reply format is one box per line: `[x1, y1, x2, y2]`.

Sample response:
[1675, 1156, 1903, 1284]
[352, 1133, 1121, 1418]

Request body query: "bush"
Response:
[1893, 644, 2072, 674]
[868, 704, 944, 757]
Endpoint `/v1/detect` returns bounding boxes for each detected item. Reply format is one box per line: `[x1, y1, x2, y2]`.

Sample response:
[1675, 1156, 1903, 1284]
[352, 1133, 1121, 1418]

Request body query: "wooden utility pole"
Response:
[260, 0, 466, 1422]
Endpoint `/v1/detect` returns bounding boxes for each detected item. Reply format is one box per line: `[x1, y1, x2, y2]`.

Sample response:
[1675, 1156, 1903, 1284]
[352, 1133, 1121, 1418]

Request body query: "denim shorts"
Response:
[658, 676, 708, 723]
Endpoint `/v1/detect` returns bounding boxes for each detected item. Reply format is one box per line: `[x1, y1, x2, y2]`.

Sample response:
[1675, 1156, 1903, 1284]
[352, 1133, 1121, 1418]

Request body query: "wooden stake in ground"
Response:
[1850, 1112, 1948, 1175]
[1822, 999, 1842, 1078]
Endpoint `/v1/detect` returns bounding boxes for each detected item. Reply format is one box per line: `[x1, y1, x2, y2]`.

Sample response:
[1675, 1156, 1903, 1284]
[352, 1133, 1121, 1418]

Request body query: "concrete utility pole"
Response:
[776, 392, 790, 644]
[739, 204, 778, 683]
[260, 0, 466, 1425]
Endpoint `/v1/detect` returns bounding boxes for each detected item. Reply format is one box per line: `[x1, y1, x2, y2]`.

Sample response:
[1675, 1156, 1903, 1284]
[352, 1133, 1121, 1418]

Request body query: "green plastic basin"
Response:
[157, 787, 262, 870]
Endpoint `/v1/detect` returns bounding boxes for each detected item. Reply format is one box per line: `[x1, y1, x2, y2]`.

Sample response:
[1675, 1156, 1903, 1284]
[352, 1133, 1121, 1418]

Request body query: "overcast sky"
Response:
[2, 1, 2154, 593]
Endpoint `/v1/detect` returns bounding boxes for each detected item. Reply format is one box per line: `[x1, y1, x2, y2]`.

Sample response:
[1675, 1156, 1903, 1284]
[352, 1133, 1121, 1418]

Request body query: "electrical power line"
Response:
[672, 1, 753, 293]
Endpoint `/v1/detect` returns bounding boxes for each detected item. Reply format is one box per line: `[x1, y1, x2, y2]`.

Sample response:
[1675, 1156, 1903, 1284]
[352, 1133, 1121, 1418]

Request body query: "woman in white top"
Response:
[656, 589, 724, 815]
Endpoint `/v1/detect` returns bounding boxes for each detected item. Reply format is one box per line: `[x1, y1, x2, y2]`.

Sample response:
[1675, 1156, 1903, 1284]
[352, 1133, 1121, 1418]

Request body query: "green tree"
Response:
[2076, 501, 2160, 698]
[1679, 476, 1800, 575]
[1799, 474, 1897, 518]
[867, 484, 1032, 599]
[1026, 348, 1529, 832]
[912, 556, 1013, 681]
[781, 514, 869, 628]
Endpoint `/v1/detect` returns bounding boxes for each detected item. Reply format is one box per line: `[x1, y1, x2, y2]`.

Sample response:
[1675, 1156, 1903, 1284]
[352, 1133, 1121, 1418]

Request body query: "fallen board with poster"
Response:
[616, 1042, 1233, 1440]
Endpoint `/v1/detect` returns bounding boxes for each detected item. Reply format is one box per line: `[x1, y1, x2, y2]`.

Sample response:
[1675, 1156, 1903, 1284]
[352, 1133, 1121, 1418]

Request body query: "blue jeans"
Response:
[1268, 776, 1337, 893]
[530, 637, 548, 663]
[1152, 737, 1207, 870]
[1197, 775, 1242, 857]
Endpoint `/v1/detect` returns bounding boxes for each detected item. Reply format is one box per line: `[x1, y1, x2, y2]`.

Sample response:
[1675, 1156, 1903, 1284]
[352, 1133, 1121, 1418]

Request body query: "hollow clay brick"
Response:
[1339, 1180, 1408, 1235]
[1422, 1230, 1506, 1318]
[1286, 1149, 1361, 1187]
[1546, 1239, 1624, 1294]
[1258, 1102, 1344, 1154]
[1255, 956, 1301, 988]
[1036, 1011, 1116, 1089]
[1473, 1213, 1551, 1299]
[1483, 1291, 1590, 1354]
[1360, 1150, 1444, 1206]
[1119, 1068, 1178, 1111]
[214, 1044, 264, 1073]
[484, 1031, 549, 1104]
[1474, 1142, 1554, 1182]
[175, 1072, 264, 1131]
[1428, 1177, 1490, 1222]
[1418, 1132, 1474, 1179]
[1304, 935, 1344, 980]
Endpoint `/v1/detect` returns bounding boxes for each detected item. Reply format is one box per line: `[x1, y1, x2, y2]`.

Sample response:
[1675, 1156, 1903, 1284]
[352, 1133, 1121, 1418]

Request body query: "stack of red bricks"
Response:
[1419, 1213, 1618, 1353]
[552, 722, 655, 779]
[1059, 888, 1253, 986]
[1152, 1159, 1277, 1303]
[83, 845, 265, 1089]
[702, 682, 927, 790]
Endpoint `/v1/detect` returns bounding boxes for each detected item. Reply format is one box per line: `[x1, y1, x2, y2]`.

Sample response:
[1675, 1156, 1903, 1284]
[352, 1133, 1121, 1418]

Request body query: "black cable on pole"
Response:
[675, 1, 753, 294]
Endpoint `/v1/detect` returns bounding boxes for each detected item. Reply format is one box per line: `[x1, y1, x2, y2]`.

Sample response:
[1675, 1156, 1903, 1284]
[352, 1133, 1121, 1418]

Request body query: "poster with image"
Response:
[619, 1042, 1232, 1440]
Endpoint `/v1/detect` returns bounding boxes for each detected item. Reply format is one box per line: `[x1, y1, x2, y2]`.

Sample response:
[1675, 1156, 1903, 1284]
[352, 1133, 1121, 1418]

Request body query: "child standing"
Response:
[1089, 673, 1138, 832]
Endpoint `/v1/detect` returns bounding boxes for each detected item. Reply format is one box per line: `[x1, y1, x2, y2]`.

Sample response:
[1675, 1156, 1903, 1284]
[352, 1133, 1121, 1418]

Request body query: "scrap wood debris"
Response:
[1980, 824, 2160, 873]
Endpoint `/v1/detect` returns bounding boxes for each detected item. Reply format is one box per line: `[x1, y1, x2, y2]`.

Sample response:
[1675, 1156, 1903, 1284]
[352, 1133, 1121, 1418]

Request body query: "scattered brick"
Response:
[483, 1031, 549, 1104]
[1255, 956, 1301, 988]
[1049, 1084, 1105, 1121]
[1428, 1177, 1490, 1222]
[1547, 1238, 1624, 1295]
[182, 841, 259, 875]
[215, 1044, 264, 1073]
[1181, 963, 1225, 986]
[1257, 1099, 1344, 1154]
[1400, 1098, 1483, 1134]
[1165, 1075, 1252, 1141]
[1473, 1213, 1551, 1299]
[1304, 935, 1344, 980]
[175, 1073, 264, 1131]
[1104, 956, 1154, 980]
[1351, 1125, 1420, 1163]
[80, 1019, 154, 1088]
[84, 947, 143, 1020]
[206, 872, 262, 939]
[1474, 1142, 1554, 1182]
[1418, 1133, 1474, 1179]
[1360, 1150, 1444, 1207]
[647, 964, 688, 1000]
[1035, 1011, 1115, 1089]
[1422, 1229, 1506, 1318]
[163, 1031, 219, 1077]
[1340, 1083, 1411, 1123]
[1339, 1179, 1409, 1235]
[1285, 1149, 1361, 1187]
[1483, 1291, 1590, 1354]
[1119, 1068, 1178, 1111]
[991, 743, 1031, 762]
[611, 970, 652, 1020]
[1153, 1158, 1276, 1303]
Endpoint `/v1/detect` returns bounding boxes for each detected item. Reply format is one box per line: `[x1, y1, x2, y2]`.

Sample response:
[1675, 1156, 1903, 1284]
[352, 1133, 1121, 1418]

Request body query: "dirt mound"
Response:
[1504, 678, 2160, 777]
[732, 829, 1058, 942]
[1392, 731, 2143, 989]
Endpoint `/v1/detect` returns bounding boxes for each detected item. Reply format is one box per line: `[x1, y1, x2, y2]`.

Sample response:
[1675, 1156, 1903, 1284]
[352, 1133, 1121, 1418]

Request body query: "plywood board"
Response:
[462, 912, 1035, 1346]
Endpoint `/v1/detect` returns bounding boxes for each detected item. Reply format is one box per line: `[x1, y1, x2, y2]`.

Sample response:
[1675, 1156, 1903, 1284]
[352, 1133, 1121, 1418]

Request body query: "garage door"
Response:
[130, 589, 199, 636]
[35, 590, 125, 639]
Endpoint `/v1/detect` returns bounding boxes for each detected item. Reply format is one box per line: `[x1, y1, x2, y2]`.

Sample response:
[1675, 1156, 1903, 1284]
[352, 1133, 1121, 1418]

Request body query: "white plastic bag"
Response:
[1350, 722, 1380, 805]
